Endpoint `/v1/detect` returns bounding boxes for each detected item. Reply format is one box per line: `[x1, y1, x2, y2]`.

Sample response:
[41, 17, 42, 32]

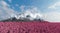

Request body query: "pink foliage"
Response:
[0, 21, 59, 33]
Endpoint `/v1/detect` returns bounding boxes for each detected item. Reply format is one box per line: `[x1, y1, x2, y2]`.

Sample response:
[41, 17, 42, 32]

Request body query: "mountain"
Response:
[0, 11, 44, 22]
[1, 16, 43, 22]
[1, 14, 44, 22]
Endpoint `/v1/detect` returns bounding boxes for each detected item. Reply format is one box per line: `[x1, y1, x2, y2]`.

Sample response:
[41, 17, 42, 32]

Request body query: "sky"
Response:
[0, 0, 60, 22]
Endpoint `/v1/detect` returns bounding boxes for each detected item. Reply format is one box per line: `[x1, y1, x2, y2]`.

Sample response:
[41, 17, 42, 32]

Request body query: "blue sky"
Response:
[0, 0, 60, 22]
[4, 0, 58, 12]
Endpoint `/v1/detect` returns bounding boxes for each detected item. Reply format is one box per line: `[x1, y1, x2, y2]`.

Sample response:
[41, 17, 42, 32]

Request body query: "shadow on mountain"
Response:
[0, 17, 44, 22]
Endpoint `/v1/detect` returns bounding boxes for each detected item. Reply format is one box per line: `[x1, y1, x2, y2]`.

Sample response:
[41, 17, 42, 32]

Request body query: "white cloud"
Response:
[48, 2, 60, 9]
[44, 1, 60, 22]
[1, 1, 8, 6]
[8, 0, 12, 3]
[0, 2, 44, 21]
[0, 0, 18, 20]
[0, 1, 44, 21]
[20, 5, 25, 12]
[43, 12, 60, 22]
[18, 5, 43, 20]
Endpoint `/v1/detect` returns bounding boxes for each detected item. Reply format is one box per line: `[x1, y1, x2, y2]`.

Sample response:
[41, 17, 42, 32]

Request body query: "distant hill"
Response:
[0, 11, 44, 22]
[1, 17, 44, 22]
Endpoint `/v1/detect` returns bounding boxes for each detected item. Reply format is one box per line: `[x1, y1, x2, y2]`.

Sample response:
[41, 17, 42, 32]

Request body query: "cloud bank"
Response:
[44, 1, 60, 22]
[11, 5, 43, 21]
[0, 0, 18, 21]
[43, 12, 60, 22]
[0, 0, 44, 21]
[48, 2, 60, 9]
